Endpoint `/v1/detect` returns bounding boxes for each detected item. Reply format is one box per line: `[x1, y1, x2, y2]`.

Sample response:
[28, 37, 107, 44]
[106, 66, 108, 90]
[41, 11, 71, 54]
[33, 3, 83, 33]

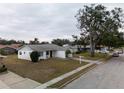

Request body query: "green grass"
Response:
[3, 55, 88, 83]
[75, 52, 111, 60]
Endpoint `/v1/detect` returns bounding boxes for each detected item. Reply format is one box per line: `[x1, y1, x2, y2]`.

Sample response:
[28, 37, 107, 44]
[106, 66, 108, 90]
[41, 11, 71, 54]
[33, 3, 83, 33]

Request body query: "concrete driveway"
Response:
[0, 71, 42, 89]
[64, 54, 124, 89]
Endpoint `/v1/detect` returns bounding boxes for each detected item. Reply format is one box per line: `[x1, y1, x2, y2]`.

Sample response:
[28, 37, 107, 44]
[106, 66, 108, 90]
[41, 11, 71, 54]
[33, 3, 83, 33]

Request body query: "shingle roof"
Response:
[20, 44, 66, 51]
[0, 45, 5, 49]
[0, 44, 22, 49]
[10, 44, 22, 49]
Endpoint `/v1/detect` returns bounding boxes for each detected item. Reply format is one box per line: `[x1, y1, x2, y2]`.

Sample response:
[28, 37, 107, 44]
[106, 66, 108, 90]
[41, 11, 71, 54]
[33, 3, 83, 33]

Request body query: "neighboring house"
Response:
[0, 44, 22, 55]
[63, 44, 90, 53]
[95, 47, 110, 53]
[81, 45, 90, 52]
[0, 47, 16, 55]
[63, 44, 79, 53]
[10, 44, 22, 50]
[18, 44, 66, 61]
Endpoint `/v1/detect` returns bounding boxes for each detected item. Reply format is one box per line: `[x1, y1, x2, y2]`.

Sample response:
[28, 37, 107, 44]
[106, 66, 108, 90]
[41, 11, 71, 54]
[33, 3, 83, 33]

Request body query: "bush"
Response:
[30, 51, 40, 62]
[0, 65, 7, 73]
[66, 50, 71, 57]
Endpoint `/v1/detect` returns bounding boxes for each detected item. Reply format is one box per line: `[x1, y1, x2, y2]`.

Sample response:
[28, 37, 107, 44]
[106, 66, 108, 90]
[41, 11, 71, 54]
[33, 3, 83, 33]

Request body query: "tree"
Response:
[66, 50, 71, 57]
[117, 32, 124, 47]
[75, 4, 108, 57]
[72, 35, 78, 45]
[79, 35, 89, 50]
[99, 7, 124, 49]
[40, 41, 49, 44]
[75, 4, 124, 57]
[100, 31, 124, 49]
[72, 35, 89, 52]
[17, 40, 25, 44]
[30, 38, 39, 44]
[51, 39, 71, 46]
[0, 38, 25, 45]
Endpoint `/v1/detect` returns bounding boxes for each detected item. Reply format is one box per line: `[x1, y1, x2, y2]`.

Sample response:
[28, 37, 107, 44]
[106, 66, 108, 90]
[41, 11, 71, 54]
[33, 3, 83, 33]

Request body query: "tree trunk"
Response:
[90, 31, 95, 57]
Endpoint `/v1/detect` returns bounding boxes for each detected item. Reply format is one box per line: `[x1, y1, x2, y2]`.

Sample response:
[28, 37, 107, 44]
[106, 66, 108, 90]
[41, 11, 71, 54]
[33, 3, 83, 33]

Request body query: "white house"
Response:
[18, 44, 66, 61]
[63, 44, 78, 53]
[63, 44, 91, 53]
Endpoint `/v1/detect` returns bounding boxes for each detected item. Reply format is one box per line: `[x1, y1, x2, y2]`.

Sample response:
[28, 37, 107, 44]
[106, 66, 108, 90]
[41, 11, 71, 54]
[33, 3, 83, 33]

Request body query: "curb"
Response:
[58, 64, 97, 88]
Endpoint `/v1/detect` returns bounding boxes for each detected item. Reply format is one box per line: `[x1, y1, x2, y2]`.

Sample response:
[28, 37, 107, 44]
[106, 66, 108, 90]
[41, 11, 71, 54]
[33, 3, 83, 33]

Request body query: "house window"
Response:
[19, 52, 22, 55]
[40, 52, 43, 56]
[46, 51, 49, 55]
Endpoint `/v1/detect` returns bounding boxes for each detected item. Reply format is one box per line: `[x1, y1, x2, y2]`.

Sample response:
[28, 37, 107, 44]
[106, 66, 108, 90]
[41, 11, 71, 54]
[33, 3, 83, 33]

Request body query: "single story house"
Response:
[0, 44, 22, 55]
[18, 44, 66, 61]
[63, 44, 90, 53]
[63, 44, 81, 53]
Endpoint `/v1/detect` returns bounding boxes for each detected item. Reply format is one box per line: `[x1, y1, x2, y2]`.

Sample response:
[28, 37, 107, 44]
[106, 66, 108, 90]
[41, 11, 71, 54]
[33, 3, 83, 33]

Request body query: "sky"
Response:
[0, 3, 124, 43]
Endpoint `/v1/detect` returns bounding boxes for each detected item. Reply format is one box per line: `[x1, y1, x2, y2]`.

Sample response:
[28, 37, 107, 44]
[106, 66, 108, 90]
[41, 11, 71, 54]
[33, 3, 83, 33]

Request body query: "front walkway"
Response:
[72, 57, 102, 64]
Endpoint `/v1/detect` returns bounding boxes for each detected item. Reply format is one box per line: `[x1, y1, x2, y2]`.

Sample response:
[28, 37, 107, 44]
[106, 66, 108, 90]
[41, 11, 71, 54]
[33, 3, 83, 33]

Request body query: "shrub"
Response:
[0, 65, 7, 73]
[30, 51, 40, 62]
[66, 50, 71, 57]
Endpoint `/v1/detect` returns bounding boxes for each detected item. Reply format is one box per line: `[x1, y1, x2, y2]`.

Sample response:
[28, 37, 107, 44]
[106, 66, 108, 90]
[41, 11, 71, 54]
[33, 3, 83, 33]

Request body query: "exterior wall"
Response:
[18, 46, 33, 61]
[39, 51, 50, 59]
[18, 46, 49, 60]
[39, 50, 66, 59]
[18, 46, 66, 61]
[39, 51, 47, 60]
[72, 48, 78, 53]
[55, 51, 66, 58]
[52, 51, 56, 57]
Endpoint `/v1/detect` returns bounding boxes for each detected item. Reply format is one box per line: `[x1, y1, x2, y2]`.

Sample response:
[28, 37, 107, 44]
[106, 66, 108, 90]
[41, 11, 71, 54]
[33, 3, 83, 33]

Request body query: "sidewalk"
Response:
[0, 80, 10, 89]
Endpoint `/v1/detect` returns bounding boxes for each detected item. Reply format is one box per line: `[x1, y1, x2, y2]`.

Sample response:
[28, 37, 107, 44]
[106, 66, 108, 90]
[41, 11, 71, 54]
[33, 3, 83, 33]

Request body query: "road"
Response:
[64, 54, 124, 89]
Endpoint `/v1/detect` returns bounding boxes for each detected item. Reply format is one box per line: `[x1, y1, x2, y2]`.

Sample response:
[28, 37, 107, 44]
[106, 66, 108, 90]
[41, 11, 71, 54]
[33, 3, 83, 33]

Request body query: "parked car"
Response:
[118, 51, 123, 54]
[112, 52, 119, 57]
[114, 51, 119, 54]
[0, 63, 7, 73]
[114, 50, 123, 54]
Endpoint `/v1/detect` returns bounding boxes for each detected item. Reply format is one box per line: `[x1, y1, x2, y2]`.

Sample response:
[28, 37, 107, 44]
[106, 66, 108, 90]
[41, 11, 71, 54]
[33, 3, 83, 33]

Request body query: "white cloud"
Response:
[0, 3, 123, 43]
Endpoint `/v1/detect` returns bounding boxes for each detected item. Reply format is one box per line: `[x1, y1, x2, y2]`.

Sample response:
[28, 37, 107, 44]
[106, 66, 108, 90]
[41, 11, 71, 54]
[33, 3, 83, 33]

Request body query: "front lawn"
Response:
[74, 52, 111, 61]
[3, 55, 88, 83]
